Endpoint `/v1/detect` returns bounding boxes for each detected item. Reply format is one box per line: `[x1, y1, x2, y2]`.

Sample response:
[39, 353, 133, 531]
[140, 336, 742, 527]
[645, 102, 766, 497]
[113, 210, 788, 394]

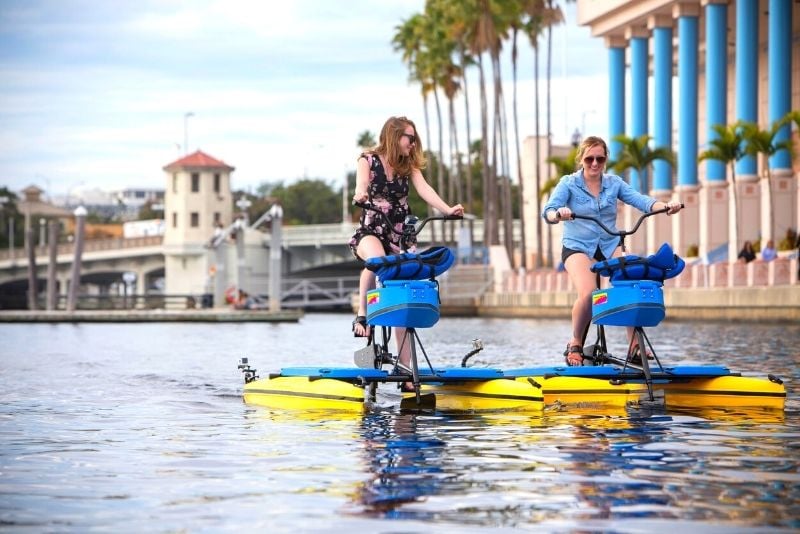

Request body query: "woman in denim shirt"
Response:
[542, 136, 682, 366]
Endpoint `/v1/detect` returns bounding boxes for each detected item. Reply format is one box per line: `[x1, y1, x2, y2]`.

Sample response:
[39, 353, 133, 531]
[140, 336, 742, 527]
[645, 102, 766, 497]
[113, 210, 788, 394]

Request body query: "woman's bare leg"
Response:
[353, 236, 384, 337]
[564, 253, 599, 364]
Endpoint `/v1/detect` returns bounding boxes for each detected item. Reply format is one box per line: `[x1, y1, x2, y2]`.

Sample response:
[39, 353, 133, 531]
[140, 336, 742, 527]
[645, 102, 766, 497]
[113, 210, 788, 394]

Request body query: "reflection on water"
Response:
[1, 315, 799, 531]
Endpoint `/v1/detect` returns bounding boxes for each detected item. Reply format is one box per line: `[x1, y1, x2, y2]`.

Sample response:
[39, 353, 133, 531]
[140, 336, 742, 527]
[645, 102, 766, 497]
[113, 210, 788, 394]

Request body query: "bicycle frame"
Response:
[353, 201, 464, 404]
[569, 205, 682, 404]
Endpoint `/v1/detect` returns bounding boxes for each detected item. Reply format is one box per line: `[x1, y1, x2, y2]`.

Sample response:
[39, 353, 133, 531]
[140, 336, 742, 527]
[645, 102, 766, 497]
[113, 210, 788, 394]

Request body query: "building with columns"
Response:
[162, 150, 234, 298]
[575, 0, 798, 262]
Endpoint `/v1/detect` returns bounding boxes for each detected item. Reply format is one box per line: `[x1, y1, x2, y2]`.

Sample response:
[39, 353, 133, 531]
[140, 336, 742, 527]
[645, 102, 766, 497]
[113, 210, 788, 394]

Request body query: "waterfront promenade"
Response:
[438, 254, 800, 323]
[0, 308, 302, 323]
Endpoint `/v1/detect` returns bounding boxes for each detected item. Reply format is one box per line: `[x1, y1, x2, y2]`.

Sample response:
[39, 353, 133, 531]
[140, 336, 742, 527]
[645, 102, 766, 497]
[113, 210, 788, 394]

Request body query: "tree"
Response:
[0, 187, 22, 249]
[740, 119, 795, 241]
[611, 134, 677, 184]
[356, 131, 376, 150]
[248, 179, 342, 225]
[540, 148, 577, 266]
[698, 122, 747, 259]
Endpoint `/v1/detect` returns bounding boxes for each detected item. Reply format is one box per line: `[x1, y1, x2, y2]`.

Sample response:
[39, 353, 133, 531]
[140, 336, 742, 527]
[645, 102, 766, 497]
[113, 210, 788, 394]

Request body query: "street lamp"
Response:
[581, 109, 596, 138]
[184, 112, 194, 155]
[235, 195, 252, 226]
[571, 128, 582, 148]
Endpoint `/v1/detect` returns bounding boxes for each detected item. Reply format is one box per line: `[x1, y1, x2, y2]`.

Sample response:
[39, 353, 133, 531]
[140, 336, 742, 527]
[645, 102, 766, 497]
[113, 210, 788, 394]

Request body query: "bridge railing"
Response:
[0, 235, 164, 262]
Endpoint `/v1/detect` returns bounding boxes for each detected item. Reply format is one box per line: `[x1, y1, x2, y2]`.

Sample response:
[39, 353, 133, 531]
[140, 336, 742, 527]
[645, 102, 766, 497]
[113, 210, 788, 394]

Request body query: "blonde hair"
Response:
[370, 116, 427, 176]
[575, 135, 609, 166]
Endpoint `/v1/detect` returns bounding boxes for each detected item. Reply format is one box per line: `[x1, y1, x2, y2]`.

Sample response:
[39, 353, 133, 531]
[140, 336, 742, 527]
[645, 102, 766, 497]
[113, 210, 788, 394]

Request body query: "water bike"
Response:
[502, 206, 786, 410]
[238, 203, 545, 413]
[238, 205, 785, 413]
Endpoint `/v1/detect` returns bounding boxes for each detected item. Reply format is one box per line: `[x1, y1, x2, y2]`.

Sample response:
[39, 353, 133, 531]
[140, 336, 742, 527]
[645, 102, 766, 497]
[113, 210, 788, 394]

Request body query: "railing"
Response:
[0, 235, 163, 262]
[0, 220, 520, 261]
[280, 276, 359, 309]
[0, 293, 199, 311]
[500, 255, 800, 293]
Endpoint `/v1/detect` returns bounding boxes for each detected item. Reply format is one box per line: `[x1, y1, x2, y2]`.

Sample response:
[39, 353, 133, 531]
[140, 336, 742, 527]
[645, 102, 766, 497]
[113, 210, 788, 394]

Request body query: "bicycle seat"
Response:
[364, 246, 455, 281]
[591, 243, 685, 282]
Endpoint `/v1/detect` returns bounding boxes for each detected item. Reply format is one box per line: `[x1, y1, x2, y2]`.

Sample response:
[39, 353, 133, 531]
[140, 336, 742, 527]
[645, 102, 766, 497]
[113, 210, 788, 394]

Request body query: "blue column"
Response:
[653, 24, 672, 191]
[735, 0, 758, 176]
[705, 2, 727, 182]
[608, 43, 626, 163]
[630, 35, 649, 192]
[769, 0, 792, 170]
[678, 13, 698, 187]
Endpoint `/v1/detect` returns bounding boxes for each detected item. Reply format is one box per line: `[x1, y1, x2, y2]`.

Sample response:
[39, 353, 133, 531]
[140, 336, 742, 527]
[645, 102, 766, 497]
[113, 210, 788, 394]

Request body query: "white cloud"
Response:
[0, 1, 609, 197]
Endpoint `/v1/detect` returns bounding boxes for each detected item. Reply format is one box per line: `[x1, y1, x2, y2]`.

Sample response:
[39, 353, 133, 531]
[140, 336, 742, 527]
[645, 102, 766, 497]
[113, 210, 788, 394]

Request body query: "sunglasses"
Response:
[401, 133, 416, 144]
[583, 155, 607, 165]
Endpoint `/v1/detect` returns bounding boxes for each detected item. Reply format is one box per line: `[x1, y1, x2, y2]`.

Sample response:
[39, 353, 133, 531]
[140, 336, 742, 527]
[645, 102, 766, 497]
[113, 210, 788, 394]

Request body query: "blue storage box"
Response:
[591, 280, 665, 327]
[366, 280, 440, 328]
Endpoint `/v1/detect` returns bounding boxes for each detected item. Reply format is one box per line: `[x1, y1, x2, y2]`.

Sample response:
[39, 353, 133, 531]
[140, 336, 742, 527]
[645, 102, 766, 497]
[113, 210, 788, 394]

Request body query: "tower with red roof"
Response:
[161, 150, 235, 300]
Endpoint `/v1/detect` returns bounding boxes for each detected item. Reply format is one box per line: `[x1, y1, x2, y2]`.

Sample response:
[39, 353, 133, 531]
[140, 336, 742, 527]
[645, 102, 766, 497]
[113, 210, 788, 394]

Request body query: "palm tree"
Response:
[612, 134, 676, 175]
[543, 1, 565, 165]
[785, 110, 800, 133]
[612, 134, 676, 251]
[356, 131, 375, 150]
[507, 0, 529, 268]
[698, 122, 747, 260]
[539, 148, 578, 266]
[466, 0, 510, 251]
[393, 14, 434, 164]
[436, 0, 480, 252]
[393, 14, 440, 241]
[740, 120, 795, 242]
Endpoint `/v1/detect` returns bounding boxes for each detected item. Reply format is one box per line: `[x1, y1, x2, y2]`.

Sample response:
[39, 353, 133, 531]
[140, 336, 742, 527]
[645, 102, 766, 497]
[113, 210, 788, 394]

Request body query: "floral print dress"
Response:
[348, 153, 415, 260]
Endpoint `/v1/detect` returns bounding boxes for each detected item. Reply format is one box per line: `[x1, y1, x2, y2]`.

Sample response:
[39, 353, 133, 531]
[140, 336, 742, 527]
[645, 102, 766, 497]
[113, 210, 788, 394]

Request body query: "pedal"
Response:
[636, 388, 666, 409]
[354, 343, 382, 368]
[399, 392, 436, 411]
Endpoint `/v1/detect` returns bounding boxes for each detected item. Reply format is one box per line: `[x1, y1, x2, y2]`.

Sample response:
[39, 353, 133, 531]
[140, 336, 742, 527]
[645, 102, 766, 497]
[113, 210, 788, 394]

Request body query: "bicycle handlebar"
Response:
[565, 203, 684, 251]
[353, 201, 462, 239]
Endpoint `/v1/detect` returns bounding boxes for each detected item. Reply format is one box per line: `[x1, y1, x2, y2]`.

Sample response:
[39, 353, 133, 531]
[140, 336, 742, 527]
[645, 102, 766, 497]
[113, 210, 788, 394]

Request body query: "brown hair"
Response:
[575, 135, 609, 166]
[370, 116, 427, 177]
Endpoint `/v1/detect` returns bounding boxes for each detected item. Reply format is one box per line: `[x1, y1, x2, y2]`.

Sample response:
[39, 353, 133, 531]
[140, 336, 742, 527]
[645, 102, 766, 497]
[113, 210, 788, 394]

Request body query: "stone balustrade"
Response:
[501, 257, 799, 293]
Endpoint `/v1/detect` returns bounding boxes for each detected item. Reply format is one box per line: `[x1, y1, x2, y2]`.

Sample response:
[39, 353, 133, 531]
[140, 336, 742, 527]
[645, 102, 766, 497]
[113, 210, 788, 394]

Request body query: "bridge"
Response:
[0, 220, 506, 309]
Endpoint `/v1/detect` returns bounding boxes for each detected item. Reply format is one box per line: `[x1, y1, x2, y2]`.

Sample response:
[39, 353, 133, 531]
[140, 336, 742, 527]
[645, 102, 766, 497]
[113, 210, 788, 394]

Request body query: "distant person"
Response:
[542, 135, 682, 366]
[348, 116, 463, 390]
[738, 241, 756, 263]
[760, 239, 777, 262]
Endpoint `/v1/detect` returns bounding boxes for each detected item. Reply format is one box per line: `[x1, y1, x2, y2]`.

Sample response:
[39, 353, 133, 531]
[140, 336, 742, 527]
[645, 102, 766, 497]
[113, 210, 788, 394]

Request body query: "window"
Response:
[191, 173, 200, 193]
[213, 212, 221, 225]
[213, 173, 221, 193]
[172, 212, 177, 228]
[172, 174, 177, 193]
[190, 212, 199, 227]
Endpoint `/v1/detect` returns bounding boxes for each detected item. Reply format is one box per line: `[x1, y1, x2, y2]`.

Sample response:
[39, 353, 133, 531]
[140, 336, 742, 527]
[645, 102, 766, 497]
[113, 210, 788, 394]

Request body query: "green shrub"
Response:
[778, 228, 797, 251]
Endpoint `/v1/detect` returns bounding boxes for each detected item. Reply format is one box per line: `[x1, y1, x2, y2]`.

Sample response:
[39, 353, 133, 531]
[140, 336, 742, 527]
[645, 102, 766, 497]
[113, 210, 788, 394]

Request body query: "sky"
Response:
[0, 0, 609, 201]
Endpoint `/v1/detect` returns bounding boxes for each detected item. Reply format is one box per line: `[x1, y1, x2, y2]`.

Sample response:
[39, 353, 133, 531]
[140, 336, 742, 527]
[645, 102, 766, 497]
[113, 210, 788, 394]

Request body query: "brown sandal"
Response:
[628, 345, 654, 365]
[563, 343, 583, 366]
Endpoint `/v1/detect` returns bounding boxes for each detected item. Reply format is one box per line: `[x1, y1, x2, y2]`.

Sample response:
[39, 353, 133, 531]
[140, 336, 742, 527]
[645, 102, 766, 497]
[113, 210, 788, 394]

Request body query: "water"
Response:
[1, 314, 799, 532]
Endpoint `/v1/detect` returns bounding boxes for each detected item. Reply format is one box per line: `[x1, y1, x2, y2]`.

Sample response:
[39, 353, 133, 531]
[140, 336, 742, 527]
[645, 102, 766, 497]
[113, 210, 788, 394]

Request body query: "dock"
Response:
[0, 308, 303, 323]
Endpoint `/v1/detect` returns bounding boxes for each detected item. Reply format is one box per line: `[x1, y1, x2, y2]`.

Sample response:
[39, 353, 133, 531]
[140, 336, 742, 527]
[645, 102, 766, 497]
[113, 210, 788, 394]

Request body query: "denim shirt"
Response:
[541, 170, 656, 259]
